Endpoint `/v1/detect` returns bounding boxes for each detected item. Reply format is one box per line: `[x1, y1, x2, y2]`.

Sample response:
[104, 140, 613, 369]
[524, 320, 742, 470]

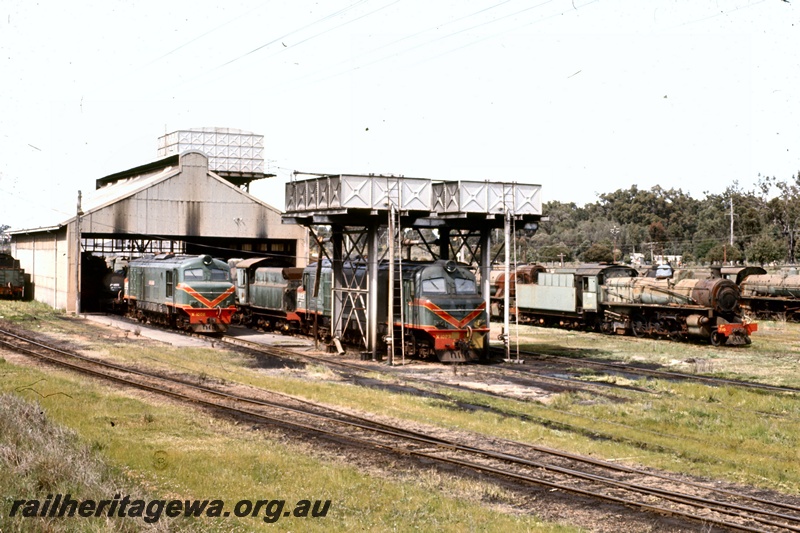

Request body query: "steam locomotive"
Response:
[507, 264, 756, 345]
[737, 267, 800, 320]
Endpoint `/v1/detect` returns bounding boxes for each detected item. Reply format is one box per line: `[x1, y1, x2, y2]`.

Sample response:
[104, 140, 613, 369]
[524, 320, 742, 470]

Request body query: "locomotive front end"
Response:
[410, 261, 489, 363]
[174, 255, 236, 333]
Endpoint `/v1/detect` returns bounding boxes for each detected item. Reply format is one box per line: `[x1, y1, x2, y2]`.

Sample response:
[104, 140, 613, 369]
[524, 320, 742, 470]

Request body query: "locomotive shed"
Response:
[282, 175, 543, 361]
[10, 128, 306, 313]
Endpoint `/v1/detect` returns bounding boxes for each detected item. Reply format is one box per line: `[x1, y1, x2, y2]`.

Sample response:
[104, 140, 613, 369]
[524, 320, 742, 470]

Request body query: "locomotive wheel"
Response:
[632, 320, 646, 338]
[710, 331, 724, 346]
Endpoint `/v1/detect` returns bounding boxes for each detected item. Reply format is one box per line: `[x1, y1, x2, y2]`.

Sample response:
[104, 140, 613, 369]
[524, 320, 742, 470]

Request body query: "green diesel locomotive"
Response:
[124, 254, 236, 333]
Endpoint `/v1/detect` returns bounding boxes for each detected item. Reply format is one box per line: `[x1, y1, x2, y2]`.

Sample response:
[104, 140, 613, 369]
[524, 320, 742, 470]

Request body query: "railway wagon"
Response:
[0, 253, 25, 299]
[489, 264, 546, 318]
[124, 254, 236, 333]
[515, 263, 756, 345]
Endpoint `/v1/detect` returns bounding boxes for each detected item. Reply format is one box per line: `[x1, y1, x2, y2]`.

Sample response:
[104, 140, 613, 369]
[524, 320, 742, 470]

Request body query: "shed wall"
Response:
[11, 228, 72, 311]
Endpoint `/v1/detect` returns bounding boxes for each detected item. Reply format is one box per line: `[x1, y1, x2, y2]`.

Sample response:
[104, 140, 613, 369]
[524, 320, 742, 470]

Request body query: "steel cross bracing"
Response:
[448, 229, 483, 265]
[333, 226, 369, 350]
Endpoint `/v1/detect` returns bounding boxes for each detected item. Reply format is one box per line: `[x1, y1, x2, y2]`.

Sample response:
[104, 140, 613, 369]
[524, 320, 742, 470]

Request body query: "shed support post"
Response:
[480, 227, 492, 359]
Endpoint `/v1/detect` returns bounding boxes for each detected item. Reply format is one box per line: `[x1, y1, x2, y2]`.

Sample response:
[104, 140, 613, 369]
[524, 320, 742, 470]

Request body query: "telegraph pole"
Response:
[730, 197, 734, 246]
[611, 226, 620, 263]
[75, 191, 83, 315]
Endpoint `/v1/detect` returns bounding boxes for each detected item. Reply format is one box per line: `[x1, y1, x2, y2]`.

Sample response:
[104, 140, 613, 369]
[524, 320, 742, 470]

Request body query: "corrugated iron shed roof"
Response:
[11, 152, 295, 240]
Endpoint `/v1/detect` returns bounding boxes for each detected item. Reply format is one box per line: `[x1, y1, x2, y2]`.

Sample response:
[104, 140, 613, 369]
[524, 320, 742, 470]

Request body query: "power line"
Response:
[151, 0, 377, 97]
[212, 0, 371, 73]
[142, 0, 277, 68]
[281, 0, 520, 89]
[675, 0, 769, 28]
[280, 0, 563, 92]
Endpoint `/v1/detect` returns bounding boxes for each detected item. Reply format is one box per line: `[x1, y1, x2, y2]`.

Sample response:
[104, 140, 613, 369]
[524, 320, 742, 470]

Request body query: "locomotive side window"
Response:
[422, 277, 447, 294]
[184, 268, 204, 281]
[210, 268, 229, 281]
[166, 270, 173, 297]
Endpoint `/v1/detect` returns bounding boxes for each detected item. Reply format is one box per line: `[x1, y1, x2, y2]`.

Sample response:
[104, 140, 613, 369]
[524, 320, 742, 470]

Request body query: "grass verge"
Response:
[0, 356, 570, 532]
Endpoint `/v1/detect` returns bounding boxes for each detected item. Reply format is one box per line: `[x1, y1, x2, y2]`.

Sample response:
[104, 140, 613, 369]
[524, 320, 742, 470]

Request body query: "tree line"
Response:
[516, 173, 800, 267]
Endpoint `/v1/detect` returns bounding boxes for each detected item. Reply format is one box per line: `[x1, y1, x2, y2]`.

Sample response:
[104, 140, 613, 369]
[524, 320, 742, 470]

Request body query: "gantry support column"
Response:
[368, 223, 380, 360]
[439, 227, 451, 261]
[331, 225, 344, 342]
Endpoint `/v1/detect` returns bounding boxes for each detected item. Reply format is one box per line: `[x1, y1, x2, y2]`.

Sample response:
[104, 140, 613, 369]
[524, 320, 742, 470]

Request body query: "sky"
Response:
[1, 0, 797, 230]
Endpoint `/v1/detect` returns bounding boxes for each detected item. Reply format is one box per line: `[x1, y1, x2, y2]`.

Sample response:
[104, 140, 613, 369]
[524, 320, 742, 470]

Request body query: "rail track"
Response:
[223, 329, 799, 398]
[4, 326, 800, 531]
[490, 346, 800, 395]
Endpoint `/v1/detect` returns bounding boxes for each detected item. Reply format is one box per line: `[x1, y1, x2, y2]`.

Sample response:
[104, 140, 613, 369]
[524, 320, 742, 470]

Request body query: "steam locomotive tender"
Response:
[0, 253, 25, 300]
[123, 254, 236, 333]
[514, 264, 756, 345]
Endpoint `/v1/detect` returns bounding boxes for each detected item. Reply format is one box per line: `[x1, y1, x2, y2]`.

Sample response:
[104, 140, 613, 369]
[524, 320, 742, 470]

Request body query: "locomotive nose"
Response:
[715, 283, 739, 314]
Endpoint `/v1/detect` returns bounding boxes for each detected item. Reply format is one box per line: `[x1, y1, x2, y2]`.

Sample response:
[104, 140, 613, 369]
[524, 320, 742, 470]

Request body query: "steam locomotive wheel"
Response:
[710, 331, 724, 347]
[632, 320, 646, 338]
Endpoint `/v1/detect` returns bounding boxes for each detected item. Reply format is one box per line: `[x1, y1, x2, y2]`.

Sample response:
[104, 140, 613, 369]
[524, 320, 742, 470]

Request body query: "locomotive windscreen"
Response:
[419, 263, 478, 295]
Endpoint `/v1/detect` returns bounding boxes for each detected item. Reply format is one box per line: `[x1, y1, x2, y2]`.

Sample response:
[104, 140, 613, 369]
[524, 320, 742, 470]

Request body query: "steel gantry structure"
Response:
[282, 174, 542, 361]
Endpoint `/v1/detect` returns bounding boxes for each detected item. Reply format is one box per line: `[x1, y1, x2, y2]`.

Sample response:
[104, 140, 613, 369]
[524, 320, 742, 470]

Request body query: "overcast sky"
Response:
[1, 0, 797, 230]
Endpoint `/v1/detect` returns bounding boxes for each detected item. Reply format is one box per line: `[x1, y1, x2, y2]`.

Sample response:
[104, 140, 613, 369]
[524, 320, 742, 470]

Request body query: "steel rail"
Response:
[3, 328, 799, 531]
[217, 332, 800, 518]
[491, 347, 800, 394]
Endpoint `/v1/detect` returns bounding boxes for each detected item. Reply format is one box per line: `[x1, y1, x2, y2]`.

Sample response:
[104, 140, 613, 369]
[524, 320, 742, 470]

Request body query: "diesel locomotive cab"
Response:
[386, 260, 488, 363]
